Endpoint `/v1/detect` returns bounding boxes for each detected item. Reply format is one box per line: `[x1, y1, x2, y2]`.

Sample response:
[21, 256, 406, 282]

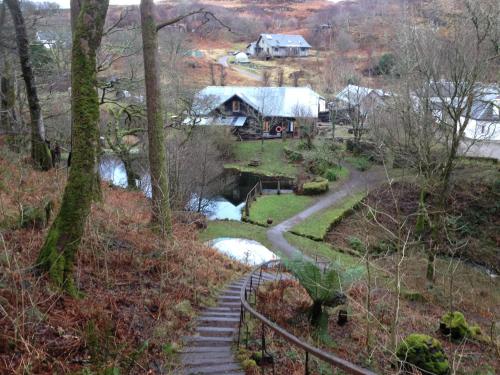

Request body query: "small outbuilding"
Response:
[235, 52, 250, 64]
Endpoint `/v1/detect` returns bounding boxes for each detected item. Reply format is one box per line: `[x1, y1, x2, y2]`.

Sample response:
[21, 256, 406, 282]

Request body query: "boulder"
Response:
[396, 334, 450, 375]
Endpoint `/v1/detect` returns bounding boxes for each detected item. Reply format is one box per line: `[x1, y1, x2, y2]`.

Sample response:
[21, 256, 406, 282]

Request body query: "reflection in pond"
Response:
[188, 195, 244, 221]
[208, 238, 278, 265]
[100, 155, 244, 220]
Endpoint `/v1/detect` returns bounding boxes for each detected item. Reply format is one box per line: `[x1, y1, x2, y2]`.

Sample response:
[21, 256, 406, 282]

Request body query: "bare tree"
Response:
[373, 1, 499, 286]
[140, 0, 231, 236]
[6, 0, 52, 170]
[293, 104, 316, 149]
[276, 68, 284, 87]
[37, 0, 109, 295]
[261, 69, 270, 86]
[103, 105, 145, 189]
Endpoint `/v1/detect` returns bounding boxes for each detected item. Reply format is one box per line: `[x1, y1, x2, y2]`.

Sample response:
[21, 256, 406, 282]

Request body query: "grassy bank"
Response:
[225, 139, 300, 178]
[245, 194, 315, 226]
[283, 232, 360, 267]
[290, 192, 365, 240]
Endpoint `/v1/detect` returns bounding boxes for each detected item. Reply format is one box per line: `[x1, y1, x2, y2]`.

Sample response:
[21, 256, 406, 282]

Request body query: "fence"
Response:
[238, 260, 377, 375]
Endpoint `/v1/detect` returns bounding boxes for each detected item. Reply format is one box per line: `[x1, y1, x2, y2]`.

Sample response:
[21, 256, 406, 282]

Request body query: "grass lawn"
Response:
[284, 232, 360, 268]
[198, 220, 274, 249]
[246, 194, 315, 226]
[290, 192, 365, 240]
[225, 139, 300, 178]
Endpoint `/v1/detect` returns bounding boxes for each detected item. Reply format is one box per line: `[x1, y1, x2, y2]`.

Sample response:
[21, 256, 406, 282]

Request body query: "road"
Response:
[266, 167, 385, 259]
[217, 55, 263, 82]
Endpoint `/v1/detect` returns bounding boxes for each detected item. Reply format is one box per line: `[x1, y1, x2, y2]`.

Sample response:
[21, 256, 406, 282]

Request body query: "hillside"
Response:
[0, 145, 247, 373]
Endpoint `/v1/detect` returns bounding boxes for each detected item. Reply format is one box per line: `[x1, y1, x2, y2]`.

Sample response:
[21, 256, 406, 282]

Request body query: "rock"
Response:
[440, 311, 479, 341]
[396, 334, 450, 375]
[266, 218, 273, 225]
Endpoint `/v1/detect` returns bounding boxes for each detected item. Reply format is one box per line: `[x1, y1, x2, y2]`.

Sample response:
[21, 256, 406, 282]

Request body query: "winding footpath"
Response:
[181, 166, 385, 374]
[267, 167, 385, 259]
[218, 55, 263, 82]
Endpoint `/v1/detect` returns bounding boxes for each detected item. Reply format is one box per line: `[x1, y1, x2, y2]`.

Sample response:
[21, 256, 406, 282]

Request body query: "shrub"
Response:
[352, 157, 371, 171]
[324, 168, 338, 181]
[347, 236, 364, 252]
[284, 147, 303, 162]
[303, 177, 329, 195]
[440, 311, 480, 341]
[396, 334, 450, 375]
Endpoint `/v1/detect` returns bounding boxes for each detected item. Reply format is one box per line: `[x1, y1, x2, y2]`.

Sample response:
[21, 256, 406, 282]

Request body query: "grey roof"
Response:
[334, 85, 391, 106]
[258, 34, 311, 48]
[194, 86, 323, 118]
[470, 98, 500, 122]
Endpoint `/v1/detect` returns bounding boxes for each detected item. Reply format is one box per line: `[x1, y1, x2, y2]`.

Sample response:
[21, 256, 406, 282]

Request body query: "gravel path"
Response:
[217, 55, 263, 82]
[267, 167, 385, 259]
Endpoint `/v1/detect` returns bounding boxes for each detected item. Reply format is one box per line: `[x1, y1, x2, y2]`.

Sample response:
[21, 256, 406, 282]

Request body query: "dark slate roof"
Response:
[258, 34, 311, 48]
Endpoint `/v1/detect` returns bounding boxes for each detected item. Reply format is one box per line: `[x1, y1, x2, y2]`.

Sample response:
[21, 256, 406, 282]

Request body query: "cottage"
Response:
[427, 81, 500, 141]
[251, 34, 311, 58]
[462, 88, 500, 141]
[330, 84, 391, 123]
[186, 86, 326, 139]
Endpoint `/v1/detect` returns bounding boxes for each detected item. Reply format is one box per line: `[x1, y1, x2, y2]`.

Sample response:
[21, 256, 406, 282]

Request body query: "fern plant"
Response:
[285, 258, 363, 327]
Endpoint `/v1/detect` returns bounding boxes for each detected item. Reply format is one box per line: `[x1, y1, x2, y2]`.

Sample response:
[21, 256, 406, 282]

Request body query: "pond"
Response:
[99, 155, 245, 220]
[208, 238, 278, 265]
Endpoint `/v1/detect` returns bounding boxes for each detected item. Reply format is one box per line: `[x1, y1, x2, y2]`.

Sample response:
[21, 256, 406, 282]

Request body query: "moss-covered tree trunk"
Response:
[0, 3, 15, 134]
[36, 0, 109, 295]
[140, 0, 172, 237]
[6, 0, 52, 170]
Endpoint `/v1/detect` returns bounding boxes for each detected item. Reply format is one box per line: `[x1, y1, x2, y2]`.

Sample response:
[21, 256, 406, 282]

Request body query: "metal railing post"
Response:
[305, 351, 309, 375]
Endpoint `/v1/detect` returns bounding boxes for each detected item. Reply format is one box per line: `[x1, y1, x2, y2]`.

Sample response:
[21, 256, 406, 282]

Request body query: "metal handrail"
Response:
[244, 180, 262, 216]
[239, 260, 377, 375]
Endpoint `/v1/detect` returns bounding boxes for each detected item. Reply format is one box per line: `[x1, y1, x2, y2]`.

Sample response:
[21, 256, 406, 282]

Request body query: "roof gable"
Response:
[257, 34, 311, 48]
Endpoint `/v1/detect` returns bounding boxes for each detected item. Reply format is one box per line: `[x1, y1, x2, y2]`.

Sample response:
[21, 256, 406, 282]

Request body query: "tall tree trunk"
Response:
[6, 0, 52, 170]
[0, 59, 15, 133]
[140, 0, 172, 237]
[0, 3, 15, 134]
[36, 0, 109, 295]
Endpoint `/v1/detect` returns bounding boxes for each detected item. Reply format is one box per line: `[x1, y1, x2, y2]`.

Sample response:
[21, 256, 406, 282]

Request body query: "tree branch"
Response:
[156, 8, 233, 33]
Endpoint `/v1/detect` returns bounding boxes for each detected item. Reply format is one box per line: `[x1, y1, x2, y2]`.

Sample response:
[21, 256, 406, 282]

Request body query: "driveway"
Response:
[217, 55, 262, 82]
[267, 167, 385, 259]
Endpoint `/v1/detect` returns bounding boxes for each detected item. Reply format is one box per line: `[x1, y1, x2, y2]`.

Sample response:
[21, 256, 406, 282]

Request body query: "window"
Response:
[232, 100, 240, 113]
[288, 120, 294, 132]
[480, 124, 486, 134]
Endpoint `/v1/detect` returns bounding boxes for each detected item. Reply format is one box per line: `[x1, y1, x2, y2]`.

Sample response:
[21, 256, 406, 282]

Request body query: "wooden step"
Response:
[196, 326, 237, 337]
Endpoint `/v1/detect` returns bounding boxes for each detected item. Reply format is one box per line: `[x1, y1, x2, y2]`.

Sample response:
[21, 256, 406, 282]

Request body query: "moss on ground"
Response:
[224, 139, 300, 178]
[290, 192, 365, 240]
[396, 334, 450, 375]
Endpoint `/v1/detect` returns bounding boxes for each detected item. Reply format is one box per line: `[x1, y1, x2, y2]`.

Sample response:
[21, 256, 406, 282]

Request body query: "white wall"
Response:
[463, 117, 500, 141]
